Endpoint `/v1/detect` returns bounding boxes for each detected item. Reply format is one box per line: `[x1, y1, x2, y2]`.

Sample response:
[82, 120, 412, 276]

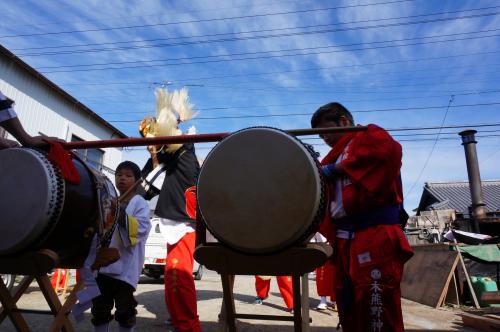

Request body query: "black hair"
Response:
[116, 161, 142, 181]
[310, 102, 354, 128]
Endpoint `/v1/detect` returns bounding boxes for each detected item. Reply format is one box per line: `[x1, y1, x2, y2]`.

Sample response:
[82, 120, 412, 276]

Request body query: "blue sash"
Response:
[335, 205, 401, 232]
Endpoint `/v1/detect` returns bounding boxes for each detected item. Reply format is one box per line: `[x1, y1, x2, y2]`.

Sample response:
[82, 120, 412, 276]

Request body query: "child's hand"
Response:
[91, 247, 120, 270]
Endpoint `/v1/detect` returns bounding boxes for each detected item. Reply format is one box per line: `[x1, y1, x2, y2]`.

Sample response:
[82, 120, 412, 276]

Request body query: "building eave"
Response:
[0, 44, 127, 139]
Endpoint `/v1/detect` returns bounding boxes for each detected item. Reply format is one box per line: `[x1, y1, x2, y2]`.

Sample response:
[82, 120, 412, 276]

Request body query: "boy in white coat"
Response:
[91, 161, 151, 332]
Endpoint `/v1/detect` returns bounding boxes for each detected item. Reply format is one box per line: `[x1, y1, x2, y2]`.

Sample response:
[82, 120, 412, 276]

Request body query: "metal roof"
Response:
[417, 180, 500, 214]
[0, 44, 127, 138]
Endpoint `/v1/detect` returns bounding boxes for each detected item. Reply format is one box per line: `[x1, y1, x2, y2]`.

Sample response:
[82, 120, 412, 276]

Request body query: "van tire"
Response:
[1, 274, 15, 290]
[193, 265, 204, 281]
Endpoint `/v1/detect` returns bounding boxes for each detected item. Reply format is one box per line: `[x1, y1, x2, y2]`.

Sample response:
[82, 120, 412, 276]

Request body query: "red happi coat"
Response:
[321, 124, 403, 216]
[320, 124, 413, 332]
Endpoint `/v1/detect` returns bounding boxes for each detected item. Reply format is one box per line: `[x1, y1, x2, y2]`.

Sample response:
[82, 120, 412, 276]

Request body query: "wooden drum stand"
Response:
[0, 250, 83, 332]
[195, 223, 332, 332]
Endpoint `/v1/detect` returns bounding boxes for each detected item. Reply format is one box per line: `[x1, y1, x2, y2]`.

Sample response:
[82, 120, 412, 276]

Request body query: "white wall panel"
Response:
[0, 56, 123, 177]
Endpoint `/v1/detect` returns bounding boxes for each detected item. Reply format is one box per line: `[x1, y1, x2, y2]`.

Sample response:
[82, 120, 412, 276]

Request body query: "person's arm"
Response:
[0, 94, 61, 149]
[340, 125, 402, 195]
[1, 117, 52, 149]
[321, 163, 346, 179]
[1, 117, 34, 145]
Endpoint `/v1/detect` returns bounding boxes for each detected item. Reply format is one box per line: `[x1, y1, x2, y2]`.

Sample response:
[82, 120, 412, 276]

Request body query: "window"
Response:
[86, 148, 104, 171]
[71, 135, 104, 171]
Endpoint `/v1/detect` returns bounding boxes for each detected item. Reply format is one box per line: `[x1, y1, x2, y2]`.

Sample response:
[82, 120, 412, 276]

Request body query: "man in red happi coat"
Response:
[311, 102, 413, 332]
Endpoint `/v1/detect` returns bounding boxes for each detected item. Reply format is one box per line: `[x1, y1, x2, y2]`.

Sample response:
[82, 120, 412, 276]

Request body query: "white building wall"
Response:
[0, 58, 123, 180]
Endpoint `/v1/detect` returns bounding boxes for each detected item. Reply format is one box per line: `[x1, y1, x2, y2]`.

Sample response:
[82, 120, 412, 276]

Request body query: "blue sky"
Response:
[1, 0, 499, 211]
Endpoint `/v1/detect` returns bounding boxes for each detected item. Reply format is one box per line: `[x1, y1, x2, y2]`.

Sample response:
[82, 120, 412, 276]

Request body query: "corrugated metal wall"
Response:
[0, 56, 122, 180]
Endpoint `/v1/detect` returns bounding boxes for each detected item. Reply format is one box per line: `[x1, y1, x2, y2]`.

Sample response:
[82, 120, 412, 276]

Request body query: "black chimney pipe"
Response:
[459, 130, 486, 232]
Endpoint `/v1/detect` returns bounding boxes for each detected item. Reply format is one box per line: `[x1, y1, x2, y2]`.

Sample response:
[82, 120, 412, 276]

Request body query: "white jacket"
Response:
[99, 195, 151, 289]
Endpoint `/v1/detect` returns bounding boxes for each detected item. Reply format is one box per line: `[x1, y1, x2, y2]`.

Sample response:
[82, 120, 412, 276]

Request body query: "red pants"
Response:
[334, 225, 413, 332]
[164, 231, 201, 332]
[316, 260, 335, 301]
[255, 276, 294, 310]
[50, 269, 69, 291]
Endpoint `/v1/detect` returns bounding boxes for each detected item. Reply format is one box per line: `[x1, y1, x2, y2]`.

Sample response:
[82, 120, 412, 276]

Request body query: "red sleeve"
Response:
[340, 124, 402, 197]
[185, 186, 197, 220]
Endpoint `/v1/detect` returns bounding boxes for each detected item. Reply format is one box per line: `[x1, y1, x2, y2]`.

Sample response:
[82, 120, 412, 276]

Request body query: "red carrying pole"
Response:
[61, 126, 367, 150]
[62, 132, 230, 149]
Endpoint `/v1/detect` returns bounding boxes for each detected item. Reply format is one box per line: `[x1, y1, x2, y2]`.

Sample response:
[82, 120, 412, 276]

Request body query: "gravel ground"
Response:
[0, 271, 478, 331]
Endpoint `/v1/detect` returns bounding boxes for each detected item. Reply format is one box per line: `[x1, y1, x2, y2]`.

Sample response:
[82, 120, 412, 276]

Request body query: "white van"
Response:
[142, 198, 203, 280]
[142, 218, 167, 279]
[1, 274, 15, 290]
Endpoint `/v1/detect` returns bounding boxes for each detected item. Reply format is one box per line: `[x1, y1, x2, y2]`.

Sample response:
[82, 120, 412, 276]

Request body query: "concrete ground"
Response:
[1, 270, 479, 331]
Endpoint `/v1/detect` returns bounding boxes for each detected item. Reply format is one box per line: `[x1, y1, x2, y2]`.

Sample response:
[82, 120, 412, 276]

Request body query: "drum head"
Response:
[0, 148, 64, 254]
[197, 127, 323, 254]
[94, 170, 119, 239]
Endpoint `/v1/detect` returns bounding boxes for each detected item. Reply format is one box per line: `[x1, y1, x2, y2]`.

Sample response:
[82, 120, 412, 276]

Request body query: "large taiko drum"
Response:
[197, 127, 326, 254]
[0, 148, 117, 267]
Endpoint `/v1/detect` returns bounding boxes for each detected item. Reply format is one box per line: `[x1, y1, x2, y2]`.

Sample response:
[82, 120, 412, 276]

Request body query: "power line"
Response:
[57, 55, 500, 88]
[302, 128, 500, 139]
[115, 123, 500, 153]
[82, 76, 498, 99]
[35, 29, 500, 69]
[15, 7, 500, 57]
[178, 77, 500, 94]
[388, 123, 500, 132]
[92, 90, 500, 115]
[4, 0, 308, 30]
[123, 134, 500, 151]
[40, 35, 500, 73]
[398, 134, 500, 142]
[104, 101, 500, 122]
[95, 89, 500, 115]
[81, 79, 500, 111]
[0, 0, 413, 39]
[480, 147, 500, 166]
[408, 95, 455, 148]
[100, 81, 499, 109]
[40, 50, 500, 93]
[304, 135, 500, 143]
[405, 95, 455, 196]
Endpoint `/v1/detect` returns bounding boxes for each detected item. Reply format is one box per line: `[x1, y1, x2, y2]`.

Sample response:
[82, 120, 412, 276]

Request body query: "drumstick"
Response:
[117, 177, 143, 202]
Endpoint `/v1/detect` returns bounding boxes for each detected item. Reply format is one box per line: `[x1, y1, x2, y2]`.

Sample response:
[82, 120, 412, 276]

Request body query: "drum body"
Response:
[197, 127, 325, 254]
[0, 148, 117, 268]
